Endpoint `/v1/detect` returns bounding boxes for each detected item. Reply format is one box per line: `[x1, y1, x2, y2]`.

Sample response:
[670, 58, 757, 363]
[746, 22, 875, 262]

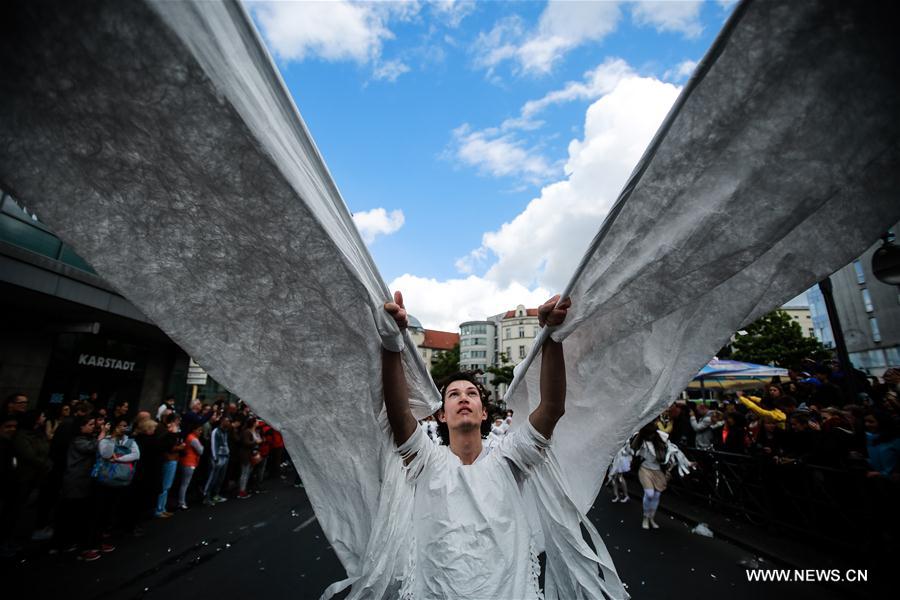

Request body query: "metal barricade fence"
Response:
[639, 447, 892, 553]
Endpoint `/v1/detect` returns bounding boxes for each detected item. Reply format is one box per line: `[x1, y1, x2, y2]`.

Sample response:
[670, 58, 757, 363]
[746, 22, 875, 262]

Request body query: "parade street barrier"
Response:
[663, 447, 897, 555]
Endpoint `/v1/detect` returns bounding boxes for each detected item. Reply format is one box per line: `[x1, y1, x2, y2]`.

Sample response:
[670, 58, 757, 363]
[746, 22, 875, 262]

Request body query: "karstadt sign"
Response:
[77, 354, 137, 372]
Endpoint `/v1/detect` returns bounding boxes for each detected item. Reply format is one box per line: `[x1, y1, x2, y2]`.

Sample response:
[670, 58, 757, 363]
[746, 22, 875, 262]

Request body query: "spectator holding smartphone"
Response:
[155, 414, 184, 518]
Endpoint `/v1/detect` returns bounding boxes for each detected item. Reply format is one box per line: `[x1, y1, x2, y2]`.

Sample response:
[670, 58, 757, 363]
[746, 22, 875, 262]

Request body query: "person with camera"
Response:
[57, 415, 104, 559]
[88, 417, 140, 557]
[155, 413, 185, 518]
[690, 402, 723, 450]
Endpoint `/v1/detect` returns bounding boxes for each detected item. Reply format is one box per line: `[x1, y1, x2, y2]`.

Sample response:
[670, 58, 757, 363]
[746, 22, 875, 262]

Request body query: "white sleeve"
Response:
[494, 421, 550, 477]
[396, 423, 437, 483]
[116, 439, 141, 463]
[666, 441, 692, 476]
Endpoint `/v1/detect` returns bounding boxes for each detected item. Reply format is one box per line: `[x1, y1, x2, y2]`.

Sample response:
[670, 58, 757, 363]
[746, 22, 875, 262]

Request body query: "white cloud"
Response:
[429, 0, 476, 28]
[372, 59, 411, 82]
[663, 59, 697, 82]
[251, 1, 393, 63]
[402, 67, 681, 330]
[449, 124, 555, 183]
[630, 1, 704, 39]
[388, 274, 551, 332]
[352, 208, 405, 244]
[521, 58, 634, 118]
[473, 1, 622, 76]
[250, 0, 425, 81]
[478, 75, 681, 290]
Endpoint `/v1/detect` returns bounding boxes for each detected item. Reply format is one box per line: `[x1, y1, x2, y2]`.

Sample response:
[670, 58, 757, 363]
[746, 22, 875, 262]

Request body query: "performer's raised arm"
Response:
[529, 294, 571, 439]
[382, 291, 418, 446]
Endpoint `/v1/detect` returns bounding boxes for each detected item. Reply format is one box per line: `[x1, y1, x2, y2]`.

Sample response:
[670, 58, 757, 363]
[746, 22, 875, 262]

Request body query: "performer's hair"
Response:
[436, 372, 485, 406]
[435, 372, 491, 444]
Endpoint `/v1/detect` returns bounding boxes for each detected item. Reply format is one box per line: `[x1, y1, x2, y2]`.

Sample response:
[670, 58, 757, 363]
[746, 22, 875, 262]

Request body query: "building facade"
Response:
[0, 191, 239, 413]
[407, 315, 459, 374]
[459, 320, 494, 380]
[781, 306, 815, 338]
[806, 223, 900, 376]
[491, 305, 540, 365]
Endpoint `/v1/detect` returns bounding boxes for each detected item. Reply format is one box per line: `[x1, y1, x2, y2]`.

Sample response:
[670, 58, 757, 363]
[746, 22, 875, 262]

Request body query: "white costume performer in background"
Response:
[608, 441, 633, 503]
[631, 424, 692, 530]
[487, 417, 507, 450]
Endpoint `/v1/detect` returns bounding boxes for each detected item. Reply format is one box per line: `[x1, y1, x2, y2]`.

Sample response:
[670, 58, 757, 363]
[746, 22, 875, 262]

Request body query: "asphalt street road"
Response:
[12, 477, 873, 599]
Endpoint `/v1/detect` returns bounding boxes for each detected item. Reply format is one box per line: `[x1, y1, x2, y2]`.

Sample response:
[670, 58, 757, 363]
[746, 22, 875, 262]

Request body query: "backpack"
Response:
[91, 441, 136, 487]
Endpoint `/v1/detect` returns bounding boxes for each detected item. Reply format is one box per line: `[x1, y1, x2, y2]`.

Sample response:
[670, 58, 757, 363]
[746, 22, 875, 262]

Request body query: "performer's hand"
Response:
[384, 291, 409, 330]
[538, 294, 571, 328]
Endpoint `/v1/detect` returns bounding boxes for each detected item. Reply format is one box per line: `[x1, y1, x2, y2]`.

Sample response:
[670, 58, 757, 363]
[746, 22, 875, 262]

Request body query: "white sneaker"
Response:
[650, 518, 660, 529]
[641, 517, 650, 530]
[611, 497, 620, 503]
[619, 496, 629, 503]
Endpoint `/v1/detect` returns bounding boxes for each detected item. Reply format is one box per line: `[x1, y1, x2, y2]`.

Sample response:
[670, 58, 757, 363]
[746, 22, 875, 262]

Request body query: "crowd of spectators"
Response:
[0, 392, 291, 561]
[656, 361, 900, 479]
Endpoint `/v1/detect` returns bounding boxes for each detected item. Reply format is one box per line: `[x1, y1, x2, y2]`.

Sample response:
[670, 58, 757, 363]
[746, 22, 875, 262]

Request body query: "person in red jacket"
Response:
[253, 422, 273, 491]
[176, 423, 204, 509]
[267, 427, 286, 480]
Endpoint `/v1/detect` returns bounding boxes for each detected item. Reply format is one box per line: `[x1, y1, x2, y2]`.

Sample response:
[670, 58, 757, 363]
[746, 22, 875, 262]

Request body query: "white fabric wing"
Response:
[0, 0, 442, 581]
[505, 0, 900, 514]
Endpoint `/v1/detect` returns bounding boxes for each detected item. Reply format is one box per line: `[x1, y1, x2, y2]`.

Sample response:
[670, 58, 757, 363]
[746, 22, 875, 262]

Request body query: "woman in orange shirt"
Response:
[176, 423, 204, 510]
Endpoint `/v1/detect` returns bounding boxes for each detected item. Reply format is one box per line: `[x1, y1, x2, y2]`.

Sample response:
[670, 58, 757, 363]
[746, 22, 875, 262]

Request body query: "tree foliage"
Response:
[486, 353, 516, 388]
[430, 343, 460, 385]
[731, 309, 830, 368]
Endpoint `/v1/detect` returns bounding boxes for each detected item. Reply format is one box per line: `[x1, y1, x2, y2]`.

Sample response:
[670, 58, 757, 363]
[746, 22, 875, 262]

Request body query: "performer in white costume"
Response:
[608, 441, 633, 503]
[630, 422, 692, 530]
[487, 416, 507, 450]
[382, 291, 577, 599]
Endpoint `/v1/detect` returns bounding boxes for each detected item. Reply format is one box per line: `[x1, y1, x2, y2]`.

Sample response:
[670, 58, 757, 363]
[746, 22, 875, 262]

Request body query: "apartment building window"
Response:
[870, 317, 882, 342]
[533, 326, 539, 336]
[506, 347, 511, 358]
[519, 345, 526, 359]
[505, 327, 510, 338]
[518, 326, 525, 338]
[861, 288, 874, 313]
[853, 260, 866, 284]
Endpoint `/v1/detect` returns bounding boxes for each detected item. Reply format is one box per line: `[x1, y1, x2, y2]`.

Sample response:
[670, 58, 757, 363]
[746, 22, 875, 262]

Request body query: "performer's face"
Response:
[440, 380, 487, 431]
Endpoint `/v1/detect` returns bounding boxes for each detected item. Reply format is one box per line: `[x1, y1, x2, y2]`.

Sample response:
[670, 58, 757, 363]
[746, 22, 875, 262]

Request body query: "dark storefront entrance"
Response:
[0, 281, 188, 413]
[40, 333, 149, 410]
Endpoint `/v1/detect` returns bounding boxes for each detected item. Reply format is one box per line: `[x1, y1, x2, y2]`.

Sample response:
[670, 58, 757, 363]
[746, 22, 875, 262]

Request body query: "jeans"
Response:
[203, 460, 228, 498]
[239, 463, 253, 493]
[254, 456, 268, 487]
[177, 465, 196, 507]
[156, 460, 177, 515]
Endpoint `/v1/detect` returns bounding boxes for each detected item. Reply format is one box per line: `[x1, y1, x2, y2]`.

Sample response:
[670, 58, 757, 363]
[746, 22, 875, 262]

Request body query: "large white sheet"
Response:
[506, 0, 900, 514]
[1, 0, 898, 596]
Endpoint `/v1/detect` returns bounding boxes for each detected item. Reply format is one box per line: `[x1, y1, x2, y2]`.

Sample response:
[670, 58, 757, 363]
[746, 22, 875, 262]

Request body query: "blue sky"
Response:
[246, 1, 740, 330]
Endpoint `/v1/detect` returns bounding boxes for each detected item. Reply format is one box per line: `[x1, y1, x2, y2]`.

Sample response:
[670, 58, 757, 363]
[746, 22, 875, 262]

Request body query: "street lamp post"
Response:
[817, 277, 853, 374]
